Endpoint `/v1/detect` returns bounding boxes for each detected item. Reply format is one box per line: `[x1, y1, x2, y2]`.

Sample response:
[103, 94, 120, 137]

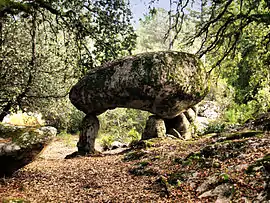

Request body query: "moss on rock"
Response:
[0, 123, 57, 177]
[70, 51, 209, 119]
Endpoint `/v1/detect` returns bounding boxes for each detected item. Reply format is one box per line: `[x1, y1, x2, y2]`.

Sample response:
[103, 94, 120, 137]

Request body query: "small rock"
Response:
[197, 174, 219, 193]
[197, 101, 221, 119]
[235, 164, 249, 171]
[199, 183, 233, 202]
[213, 161, 221, 168]
[111, 141, 126, 150]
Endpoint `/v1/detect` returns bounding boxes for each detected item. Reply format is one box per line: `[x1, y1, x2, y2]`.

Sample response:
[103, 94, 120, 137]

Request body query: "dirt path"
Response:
[0, 132, 269, 202]
[0, 137, 168, 202]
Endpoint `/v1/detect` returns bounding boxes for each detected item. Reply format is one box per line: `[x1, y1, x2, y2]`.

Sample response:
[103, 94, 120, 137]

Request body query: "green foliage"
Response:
[129, 160, 157, 176]
[224, 103, 255, 124]
[98, 134, 115, 150]
[219, 173, 230, 183]
[134, 8, 170, 53]
[0, 14, 78, 121]
[44, 111, 69, 133]
[67, 108, 85, 134]
[57, 131, 76, 147]
[203, 122, 226, 134]
[167, 172, 184, 186]
[224, 87, 270, 124]
[161, 0, 270, 124]
[3, 111, 44, 127]
[137, 161, 150, 167]
[98, 108, 149, 145]
[127, 127, 141, 141]
[181, 152, 203, 166]
[0, 0, 136, 127]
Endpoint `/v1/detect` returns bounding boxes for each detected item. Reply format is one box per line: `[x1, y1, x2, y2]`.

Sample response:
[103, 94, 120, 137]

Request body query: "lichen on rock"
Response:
[0, 123, 56, 177]
[142, 116, 166, 140]
[70, 51, 209, 119]
[69, 51, 209, 154]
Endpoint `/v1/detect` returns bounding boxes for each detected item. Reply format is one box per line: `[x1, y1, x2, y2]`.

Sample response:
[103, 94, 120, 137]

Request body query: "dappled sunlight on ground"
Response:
[0, 132, 269, 202]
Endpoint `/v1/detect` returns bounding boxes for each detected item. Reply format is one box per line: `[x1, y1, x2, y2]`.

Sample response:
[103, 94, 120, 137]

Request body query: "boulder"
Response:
[0, 123, 56, 177]
[195, 100, 222, 134]
[197, 100, 221, 120]
[111, 141, 127, 150]
[70, 51, 208, 119]
[69, 51, 208, 154]
[198, 183, 234, 202]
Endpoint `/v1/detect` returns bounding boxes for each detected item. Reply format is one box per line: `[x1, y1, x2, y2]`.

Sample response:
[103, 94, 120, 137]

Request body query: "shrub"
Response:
[224, 101, 258, 124]
[98, 133, 115, 150]
[128, 127, 141, 142]
[98, 108, 149, 145]
[67, 108, 85, 134]
[57, 131, 77, 147]
[44, 111, 69, 133]
[223, 84, 270, 124]
[203, 121, 226, 134]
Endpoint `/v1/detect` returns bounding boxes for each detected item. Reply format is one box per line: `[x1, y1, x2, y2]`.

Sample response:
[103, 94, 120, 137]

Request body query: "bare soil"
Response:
[0, 132, 269, 202]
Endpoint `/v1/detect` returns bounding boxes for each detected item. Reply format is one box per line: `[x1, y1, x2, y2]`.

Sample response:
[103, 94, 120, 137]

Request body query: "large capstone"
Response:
[70, 51, 208, 119]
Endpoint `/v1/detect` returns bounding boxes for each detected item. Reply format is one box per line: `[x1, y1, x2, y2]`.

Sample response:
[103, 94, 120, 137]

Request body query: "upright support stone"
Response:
[165, 112, 192, 140]
[192, 105, 198, 117]
[77, 114, 99, 155]
[184, 108, 196, 122]
[142, 115, 166, 140]
[178, 113, 192, 139]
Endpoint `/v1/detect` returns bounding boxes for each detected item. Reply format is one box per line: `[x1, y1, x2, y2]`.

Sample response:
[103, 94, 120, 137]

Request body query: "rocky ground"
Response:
[0, 131, 269, 202]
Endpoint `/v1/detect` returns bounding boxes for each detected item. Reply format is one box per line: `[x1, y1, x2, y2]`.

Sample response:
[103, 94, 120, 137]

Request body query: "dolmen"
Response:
[70, 51, 209, 155]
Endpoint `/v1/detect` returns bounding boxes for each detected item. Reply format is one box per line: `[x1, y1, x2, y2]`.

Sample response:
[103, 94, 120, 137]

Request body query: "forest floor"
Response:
[0, 130, 269, 202]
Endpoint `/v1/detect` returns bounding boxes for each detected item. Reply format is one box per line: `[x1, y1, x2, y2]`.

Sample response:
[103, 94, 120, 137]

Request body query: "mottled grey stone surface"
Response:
[70, 51, 208, 119]
[142, 116, 166, 140]
[0, 123, 56, 176]
[77, 114, 99, 154]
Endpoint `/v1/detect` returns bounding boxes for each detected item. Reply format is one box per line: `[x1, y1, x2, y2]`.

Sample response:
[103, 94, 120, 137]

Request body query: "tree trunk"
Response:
[0, 102, 12, 122]
[0, 13, 3, 71]
[16, 11, 37, 110]
[0, 14, 8, 122]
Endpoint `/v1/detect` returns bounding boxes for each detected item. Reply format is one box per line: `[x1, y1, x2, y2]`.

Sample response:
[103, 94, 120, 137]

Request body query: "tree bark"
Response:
[0, 13, 3, 71]
[16, 11, 37, 110]
[0, 102, 12, 121]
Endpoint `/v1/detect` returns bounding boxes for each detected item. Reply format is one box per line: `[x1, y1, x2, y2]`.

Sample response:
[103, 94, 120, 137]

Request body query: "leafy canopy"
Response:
[0, 0, 137, 123]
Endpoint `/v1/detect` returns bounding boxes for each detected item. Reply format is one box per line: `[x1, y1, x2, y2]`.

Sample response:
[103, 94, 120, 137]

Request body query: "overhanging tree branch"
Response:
[165, 0, 270, 67]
